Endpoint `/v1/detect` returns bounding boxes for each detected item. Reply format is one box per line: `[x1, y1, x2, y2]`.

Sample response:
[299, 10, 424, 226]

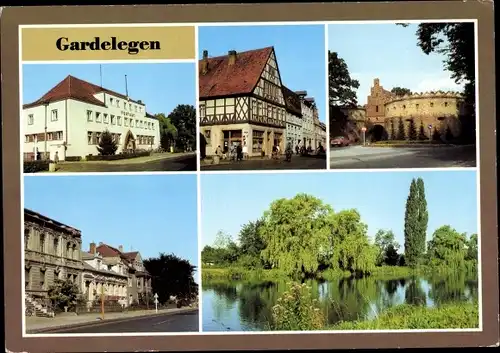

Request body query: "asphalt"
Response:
[201, 155, 327, 171]
[329, 145, 477, 169]
[39, 310, 199, 334]
[57, 155, 197, 173]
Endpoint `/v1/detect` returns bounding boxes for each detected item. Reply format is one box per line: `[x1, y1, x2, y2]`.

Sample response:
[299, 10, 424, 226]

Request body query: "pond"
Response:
[202, 274, 478, 331]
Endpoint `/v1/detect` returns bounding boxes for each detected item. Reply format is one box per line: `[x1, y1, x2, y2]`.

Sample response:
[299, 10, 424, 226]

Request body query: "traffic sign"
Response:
[154, 293, 159, 313]
[428, 124, 432, 129]
[361, 127, 367, 132]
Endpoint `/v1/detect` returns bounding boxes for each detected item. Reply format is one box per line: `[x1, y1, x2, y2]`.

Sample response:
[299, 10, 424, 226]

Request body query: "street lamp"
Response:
[43, 101, 49, 160]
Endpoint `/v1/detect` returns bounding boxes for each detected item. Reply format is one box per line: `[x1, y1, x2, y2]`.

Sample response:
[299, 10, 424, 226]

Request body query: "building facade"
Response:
[282, 86, 303, 148]
[24, 209, 84, 301]
[23, 75, 161, 161]
[199, 47, 287, 157]
[96, 243, 152, 305]
[298, 93, 316, 149]
[364, 78, 465, 140]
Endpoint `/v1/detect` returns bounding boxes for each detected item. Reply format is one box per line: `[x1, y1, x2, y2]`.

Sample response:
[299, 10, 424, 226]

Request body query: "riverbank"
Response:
[201, 265, 465, 282]
[330, 302, 479, 330]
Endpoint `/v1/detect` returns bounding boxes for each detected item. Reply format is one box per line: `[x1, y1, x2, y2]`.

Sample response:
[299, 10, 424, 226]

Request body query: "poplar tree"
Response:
[404, 178, 428, 267]
[396, 117, 406, 140]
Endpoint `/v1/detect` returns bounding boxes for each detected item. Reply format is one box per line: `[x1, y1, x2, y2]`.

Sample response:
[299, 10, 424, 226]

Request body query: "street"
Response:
[329, 145, 477, 169]
[201, 155, 327, 171]
[56, 155, 197, 173]
[39, 310, 199, 334]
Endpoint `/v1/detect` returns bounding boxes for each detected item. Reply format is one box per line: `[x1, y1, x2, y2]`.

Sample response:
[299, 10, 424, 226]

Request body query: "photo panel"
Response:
[327, 21, 477, 170]
[200, 170, 480, 332]
[21, 26, 198, 174]
[23, 174, 200, 335]
[198, 24, 328, 171]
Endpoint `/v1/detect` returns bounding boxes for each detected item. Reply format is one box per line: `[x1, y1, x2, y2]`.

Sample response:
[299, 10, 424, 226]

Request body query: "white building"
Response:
[23, 75, 161, 161]
[282, 86, 303, 149]
[297, 91, 315, 149]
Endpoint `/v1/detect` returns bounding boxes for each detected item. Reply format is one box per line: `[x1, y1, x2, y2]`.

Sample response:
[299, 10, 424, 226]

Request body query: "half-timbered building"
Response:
[199, 47, 287, 157]
[282, 85, 303, 148]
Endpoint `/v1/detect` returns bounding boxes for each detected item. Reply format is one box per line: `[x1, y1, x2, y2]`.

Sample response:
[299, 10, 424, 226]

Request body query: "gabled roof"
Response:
[122, 251, 139, 261]
[23, 75, 145, 109]
[282, 85, 302, 117]
[199, 46, 273, 99]
[96, 243, 149, 274]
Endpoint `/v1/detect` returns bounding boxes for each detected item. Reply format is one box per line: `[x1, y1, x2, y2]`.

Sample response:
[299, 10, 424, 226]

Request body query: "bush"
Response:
[65, 156, 81, 162]
[24, 160, 50, 173]
[86, 151, 151, 161]
[269, 282, 325, 331]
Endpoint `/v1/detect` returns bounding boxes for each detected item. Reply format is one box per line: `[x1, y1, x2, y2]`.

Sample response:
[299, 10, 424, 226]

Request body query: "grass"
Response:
[330, 302, 479, 330]
[202, 267, 288, 282]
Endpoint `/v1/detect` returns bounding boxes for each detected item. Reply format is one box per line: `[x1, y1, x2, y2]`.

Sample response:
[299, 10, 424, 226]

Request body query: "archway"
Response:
[123, 130, 136, 152]
[368, 124, 389, 142]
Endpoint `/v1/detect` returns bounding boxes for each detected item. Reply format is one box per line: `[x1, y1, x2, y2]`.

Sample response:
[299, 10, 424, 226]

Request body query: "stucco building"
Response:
[282, 86, 303, 148]
[23, 75, 161, 161]
[24, 209, 84, 314]
[297, 93, 317, 149]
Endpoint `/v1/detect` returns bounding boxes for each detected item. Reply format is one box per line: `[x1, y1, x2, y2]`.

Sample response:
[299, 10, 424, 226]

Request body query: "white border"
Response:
[324, 23, 331, 169]
[19, 19, 482, 339]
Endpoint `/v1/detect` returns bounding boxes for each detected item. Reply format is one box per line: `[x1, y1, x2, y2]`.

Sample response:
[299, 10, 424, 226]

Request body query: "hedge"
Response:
[85, 151, 151, 161]
[65, 156, 82, 162]
[24, 160, 50, 173]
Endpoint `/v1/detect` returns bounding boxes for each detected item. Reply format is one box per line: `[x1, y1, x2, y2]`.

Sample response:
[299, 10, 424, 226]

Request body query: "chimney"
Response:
[228, 50, 237, 65]
[90, 242, 96, 254]
[119, 245, 123, 252]
[201, 50, 209, 74]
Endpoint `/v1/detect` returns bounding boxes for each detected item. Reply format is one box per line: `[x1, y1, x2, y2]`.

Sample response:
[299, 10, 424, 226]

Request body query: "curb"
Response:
[26, 307, 198, 334]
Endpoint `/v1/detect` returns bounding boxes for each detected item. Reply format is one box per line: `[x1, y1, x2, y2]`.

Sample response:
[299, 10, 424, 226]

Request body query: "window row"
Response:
[108, 97, 144, 113]
[86, 110, 156, 130]
[25, 131, 63, 143]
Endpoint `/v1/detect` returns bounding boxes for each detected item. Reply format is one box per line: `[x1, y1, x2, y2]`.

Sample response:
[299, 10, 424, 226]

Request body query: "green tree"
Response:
[408, 118, 417, 141]
[465, 233, 478, 261]
[390, 119, 396, 140]
[156, 113, 178, 151]
[432, 127, 441, 141]
[374, 229, 401, 266]
[404, 178, 429, 267]
[168, 104, 196, 151]
[237, 219, 266, 268]
[396, 117, 406, 140]
[259, 193, 336, 277]
[328, 51, 360, 107]
[48, 279, 85, 311]
[418, 121, 427, 140]
[391, 87, 412, 97]
[96, 129, 118, 155]
[445, 126, 454, 141]
[143, 253, 198, 304]
[427, 225, 468, 269]
[330, 209, 377, 274]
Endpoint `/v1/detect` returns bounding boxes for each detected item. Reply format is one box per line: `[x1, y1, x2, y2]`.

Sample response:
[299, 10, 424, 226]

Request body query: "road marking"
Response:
[153, 318, 173, 326]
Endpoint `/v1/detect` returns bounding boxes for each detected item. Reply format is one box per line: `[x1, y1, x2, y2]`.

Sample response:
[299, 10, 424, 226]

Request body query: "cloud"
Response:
[414, 76, 464, 93]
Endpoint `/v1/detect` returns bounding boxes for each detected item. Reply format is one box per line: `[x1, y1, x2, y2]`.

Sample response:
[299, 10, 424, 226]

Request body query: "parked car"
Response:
[330, 136, 350, 147]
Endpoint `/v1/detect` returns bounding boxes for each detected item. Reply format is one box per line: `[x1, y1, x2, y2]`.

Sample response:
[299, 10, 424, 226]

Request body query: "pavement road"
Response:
[330, 145, 476, 169]
[201, 155, 327, 171]
[42, 310, 199, 333]
[57, 155, 197, 173]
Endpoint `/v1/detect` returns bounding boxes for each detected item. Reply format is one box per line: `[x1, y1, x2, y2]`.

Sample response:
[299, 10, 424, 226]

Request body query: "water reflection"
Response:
[202, 273, 478, 331]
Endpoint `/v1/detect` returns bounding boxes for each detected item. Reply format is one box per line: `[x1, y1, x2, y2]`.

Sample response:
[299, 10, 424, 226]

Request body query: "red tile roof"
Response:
[23, 75, 144, 109]
[199, 46, 273, 99]
[122, 251, 139, 260]
[282, 85, 302, 117]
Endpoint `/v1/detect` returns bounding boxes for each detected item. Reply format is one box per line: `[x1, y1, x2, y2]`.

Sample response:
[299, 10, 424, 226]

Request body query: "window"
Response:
[199, 104, 206, 118]
[40, 269, 46, 289]
[253, 130, 264, 153]
[430, 102, 434, 107]
[135, 119, 139, 127]
[39, 234, 45, 253]
[444, 102, 448, 107]
[129, 103, 132, 110]
[87, 110, 93, 122]
[51, 109, 58, 122]
[25, 267, 30, 287]
[117, 116, 122, 126]
[96, 112, 102, 123]
[103, 114, 109, 123]
[135, 105, 138, 112]
[95, 132, 101, 144]
[375, 106, 379, 113]
[87, 132, 93, 144]
[416, 104, 420, 109]
[28, 114, 34, 125]
[403, 105, 406, 109]
[130, 120, 134, 127]
[111, 115, 116, 125]
[204, 129, 211, 145]
[116, 100, 120, 108]
[110, 98, 114, 106]
[124, 118, 129, 127]
[53, 237, 59, 256]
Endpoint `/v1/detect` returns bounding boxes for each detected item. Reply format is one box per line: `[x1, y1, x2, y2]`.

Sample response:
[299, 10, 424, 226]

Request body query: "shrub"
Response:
[85, 151, 151, 161]
[24, 160, 50, 173]
[65, 156, 82, 162]
[269, 282, 325, 331]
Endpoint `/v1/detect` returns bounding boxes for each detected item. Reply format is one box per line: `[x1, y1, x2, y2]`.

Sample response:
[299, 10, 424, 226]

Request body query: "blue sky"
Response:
[328, 23, 468, 105]
[201, 170, 478, 250]
[199, 25, 326, 122]
[24, 175, 199, 276]
[22, 63, 196, 115]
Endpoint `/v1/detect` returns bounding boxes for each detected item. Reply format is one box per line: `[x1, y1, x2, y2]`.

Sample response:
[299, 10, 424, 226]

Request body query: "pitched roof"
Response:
[23, 75, 144, 109]
[199, 46, 273, 99]
[122, 251, 139, 260]
[282, 85, 302, 117]
[96, 243, 124, 258]
[24, 208, 82, 237]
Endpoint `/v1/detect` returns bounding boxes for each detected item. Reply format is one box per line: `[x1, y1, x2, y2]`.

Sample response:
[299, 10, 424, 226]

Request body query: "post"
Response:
[101, 285, 105, 320]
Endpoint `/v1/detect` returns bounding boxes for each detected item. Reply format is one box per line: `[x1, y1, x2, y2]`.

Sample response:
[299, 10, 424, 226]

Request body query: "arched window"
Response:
[53, 237, 59, 256]
[66, 242, 72, 259]
[39, 234, 45, 253]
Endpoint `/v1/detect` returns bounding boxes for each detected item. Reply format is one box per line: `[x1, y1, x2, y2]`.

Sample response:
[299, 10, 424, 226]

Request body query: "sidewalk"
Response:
[26, 307, 197, 333]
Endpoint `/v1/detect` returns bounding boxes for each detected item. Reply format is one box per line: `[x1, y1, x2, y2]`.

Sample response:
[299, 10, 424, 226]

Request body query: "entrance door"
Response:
[223, 130, 243, 153]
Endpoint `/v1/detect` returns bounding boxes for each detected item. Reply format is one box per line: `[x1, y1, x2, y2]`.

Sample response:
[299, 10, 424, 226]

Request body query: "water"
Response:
[202, 274, 478, 331]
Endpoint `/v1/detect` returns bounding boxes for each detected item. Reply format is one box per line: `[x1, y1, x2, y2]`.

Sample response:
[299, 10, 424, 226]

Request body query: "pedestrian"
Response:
[242, 142, 248, 160]
[54, 151, 59, 164]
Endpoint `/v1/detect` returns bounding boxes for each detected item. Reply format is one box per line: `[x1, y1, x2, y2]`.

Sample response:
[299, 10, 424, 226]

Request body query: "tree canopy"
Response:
[391, 87, 412, 97]
[328, 51, 360, 107]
